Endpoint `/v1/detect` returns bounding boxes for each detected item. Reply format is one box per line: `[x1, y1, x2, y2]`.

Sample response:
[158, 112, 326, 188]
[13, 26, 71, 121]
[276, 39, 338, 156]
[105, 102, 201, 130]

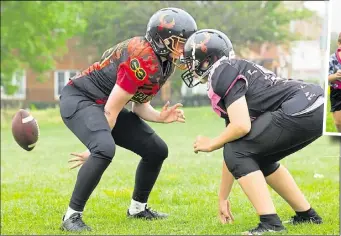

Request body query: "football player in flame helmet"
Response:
[181, 29, 235, 87]
[146, 7, 197, 70]
[59, 8, 197, 232]
[186, 29, 324, 234]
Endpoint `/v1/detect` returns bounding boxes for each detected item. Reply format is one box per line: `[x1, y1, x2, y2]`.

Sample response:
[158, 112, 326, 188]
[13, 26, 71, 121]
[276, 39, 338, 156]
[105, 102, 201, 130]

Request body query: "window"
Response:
[54, 70, 79, 99]
[1, 70, 26, 100]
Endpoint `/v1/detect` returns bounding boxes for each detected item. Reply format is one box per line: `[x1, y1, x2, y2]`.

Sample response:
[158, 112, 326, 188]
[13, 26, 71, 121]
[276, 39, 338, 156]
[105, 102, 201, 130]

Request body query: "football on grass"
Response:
[11, 109, 39, 151]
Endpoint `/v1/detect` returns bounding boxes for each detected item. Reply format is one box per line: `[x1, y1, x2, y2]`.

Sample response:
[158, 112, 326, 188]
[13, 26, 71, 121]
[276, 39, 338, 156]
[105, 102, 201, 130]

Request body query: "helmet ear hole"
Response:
[199, 60, 210, 71]
[154, 36, 166, 49]
[198, 56, 212, 72]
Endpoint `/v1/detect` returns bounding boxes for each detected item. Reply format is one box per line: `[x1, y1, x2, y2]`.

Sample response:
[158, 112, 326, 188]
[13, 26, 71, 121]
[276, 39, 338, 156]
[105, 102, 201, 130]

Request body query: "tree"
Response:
[78, 1, 167, 54]
[1, 1, 86, 94]
[78, 1, 313, 55]
[76, 1, 313, 97]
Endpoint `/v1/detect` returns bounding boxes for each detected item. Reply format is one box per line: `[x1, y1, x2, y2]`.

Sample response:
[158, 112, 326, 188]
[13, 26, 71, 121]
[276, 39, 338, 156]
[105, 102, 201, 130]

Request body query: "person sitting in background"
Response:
[328, 32, 341, 132]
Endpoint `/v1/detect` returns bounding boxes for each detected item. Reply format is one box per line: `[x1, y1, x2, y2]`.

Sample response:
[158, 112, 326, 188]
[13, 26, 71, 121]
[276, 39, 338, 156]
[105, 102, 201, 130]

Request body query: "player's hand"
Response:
[68, 150, 90, 169]
[218, 199, 234, 224]
[193, 135, 213, 153]
[159, 101, 185, 123]
[336, 70, 341, 78]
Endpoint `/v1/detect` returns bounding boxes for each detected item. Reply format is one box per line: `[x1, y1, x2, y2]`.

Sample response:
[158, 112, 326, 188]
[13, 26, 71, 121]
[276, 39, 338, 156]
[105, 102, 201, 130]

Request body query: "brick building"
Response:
[1, 38, 96, 108]
[1, 37, 172, 108]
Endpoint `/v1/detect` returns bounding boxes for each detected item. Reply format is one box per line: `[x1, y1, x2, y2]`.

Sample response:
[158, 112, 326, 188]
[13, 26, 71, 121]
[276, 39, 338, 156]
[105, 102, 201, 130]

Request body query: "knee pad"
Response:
[259, 162, 280, 177]
[92, 138, 116, 161]
[223, 146, 260, 179]
[143, 133, 168, 163]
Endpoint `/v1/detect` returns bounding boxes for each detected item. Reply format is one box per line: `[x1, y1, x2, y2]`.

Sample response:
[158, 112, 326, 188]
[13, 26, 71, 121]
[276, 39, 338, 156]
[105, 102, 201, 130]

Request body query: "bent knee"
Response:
[144, 134, 168, 162]
[92, 139, 116, 161]
[153, 137, 169, 161]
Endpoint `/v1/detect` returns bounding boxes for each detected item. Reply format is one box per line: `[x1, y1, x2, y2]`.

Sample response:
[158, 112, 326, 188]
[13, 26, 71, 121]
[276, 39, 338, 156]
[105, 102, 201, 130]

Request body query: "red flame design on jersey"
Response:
[127, 37, 159, 75]
[139, 55, 158, 75]
[76, 62, 101, 78]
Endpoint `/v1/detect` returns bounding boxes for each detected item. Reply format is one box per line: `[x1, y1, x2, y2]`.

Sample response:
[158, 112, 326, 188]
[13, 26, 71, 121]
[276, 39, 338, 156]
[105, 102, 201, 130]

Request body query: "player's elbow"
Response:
[233, 121, 251, 136]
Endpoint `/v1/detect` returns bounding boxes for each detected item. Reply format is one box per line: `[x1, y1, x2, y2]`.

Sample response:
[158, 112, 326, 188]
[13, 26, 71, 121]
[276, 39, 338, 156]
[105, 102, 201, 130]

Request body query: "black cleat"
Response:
[127, 206, 168, 220]
[242, 222, 286, 235]
[285, 214, 323, 225]
[60, 213, 92, 232]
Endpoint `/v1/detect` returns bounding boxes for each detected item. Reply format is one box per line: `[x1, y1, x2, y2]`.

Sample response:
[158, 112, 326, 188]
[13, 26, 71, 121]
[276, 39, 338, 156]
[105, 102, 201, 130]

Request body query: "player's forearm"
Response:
[219, 161, 234, 200]
[210, 123, 250, 151]
[328, 73, 339, 82]
[132, 102, 163, 123]
[104, 84, 135, 130]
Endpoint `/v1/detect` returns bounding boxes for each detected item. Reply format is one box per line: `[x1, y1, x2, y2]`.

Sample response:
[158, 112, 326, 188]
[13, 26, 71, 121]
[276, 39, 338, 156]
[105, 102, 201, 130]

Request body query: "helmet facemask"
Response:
[181, 50, 216, 88]
[148, 32, 188, 70]
[147, 32, 170, 56]
[181, 46, 235, 88]
[164, 36, 187, 70]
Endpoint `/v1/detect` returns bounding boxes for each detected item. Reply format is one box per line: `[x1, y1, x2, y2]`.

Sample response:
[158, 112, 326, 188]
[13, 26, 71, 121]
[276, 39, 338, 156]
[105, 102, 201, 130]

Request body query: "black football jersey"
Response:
[207, 58, 324, 121]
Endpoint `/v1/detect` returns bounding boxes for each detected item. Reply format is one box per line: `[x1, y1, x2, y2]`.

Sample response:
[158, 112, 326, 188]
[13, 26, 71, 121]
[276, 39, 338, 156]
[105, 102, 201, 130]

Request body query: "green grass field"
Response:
[326, 97, 338, 133]
[1, 107, 340, 235]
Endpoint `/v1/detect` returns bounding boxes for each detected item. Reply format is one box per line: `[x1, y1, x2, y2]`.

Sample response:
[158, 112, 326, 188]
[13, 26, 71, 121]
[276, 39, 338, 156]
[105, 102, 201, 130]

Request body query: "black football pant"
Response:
[59, 85, 168, 211]
[330, 87, 341, 112]
[224, 102, 324, 179]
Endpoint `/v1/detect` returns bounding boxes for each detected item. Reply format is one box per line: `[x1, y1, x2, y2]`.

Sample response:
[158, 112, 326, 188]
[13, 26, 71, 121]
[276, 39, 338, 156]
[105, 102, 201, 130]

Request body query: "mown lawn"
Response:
[1, 107, 339, 235]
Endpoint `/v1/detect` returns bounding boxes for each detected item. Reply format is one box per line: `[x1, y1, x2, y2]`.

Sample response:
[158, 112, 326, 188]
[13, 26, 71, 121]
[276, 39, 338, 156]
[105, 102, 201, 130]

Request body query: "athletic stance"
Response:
[328, 32, 341, 132]
[181, 29, 323, 235]
[59, 8, 197, 232]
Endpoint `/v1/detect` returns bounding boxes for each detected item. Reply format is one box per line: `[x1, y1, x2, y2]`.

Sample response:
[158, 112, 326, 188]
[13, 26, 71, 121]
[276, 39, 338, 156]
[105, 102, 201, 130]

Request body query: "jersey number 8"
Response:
[130, 58, 147, 81]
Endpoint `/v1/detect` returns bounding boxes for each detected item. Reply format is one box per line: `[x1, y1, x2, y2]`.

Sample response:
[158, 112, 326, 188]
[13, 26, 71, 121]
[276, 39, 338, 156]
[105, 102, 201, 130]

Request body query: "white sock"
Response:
[128, 199, 147, 215]
[64, 206, 82, 221]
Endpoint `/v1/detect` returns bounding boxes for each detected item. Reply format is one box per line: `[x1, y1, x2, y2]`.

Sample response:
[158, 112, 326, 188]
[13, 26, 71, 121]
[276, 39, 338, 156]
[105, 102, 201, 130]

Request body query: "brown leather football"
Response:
[11, 109, 39, 151]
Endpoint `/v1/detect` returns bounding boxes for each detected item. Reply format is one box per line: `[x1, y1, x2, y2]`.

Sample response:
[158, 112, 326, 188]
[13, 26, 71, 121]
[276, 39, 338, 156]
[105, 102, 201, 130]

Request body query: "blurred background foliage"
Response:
[1, 1, 314, 93]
